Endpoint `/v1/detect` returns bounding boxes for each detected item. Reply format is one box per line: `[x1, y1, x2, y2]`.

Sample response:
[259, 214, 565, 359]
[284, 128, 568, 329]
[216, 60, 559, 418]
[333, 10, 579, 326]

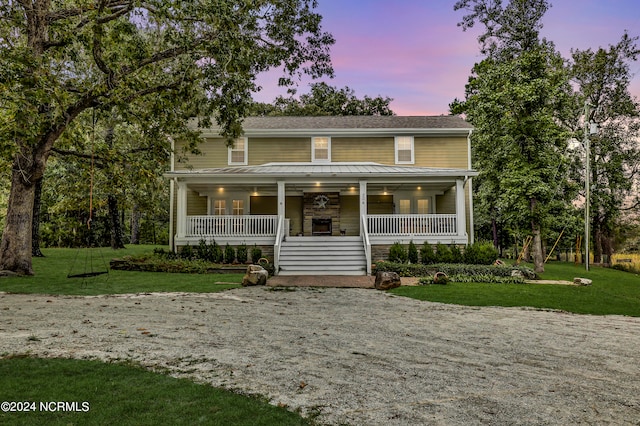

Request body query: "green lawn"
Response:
[0, 245, 242, 296]
[390, 261, 640, 317]
[0, 357, 308, 426]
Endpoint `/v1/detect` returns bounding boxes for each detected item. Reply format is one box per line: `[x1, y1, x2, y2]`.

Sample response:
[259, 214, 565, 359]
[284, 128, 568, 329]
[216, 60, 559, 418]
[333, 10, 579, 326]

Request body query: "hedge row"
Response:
[388, 241, 500, 265]
[375, 261, 537, 280]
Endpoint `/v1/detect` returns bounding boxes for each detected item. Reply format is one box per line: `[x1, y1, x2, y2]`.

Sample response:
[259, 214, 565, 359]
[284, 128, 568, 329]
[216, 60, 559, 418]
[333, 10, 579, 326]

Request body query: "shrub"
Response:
[388, 242, 408, 263]
[236, 243, 248, 264]
[212, 241, 224, 263]
[224, 243, 235, 264]
[375, 261, 536, 280]
[450, 245, 464, 263]
[408, 241, 419, 264]
[180, 244, 194, 260]
[420, 242, 437, 264]
[435, 243, 452, 263]
[196, 239, 212, 262]
[464, 241, 499, 265]
[251, 245, 263, 263]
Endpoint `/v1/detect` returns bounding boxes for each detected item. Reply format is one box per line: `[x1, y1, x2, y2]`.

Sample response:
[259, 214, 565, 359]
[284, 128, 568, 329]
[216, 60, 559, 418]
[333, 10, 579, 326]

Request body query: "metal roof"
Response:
[166, 162, 478, 179]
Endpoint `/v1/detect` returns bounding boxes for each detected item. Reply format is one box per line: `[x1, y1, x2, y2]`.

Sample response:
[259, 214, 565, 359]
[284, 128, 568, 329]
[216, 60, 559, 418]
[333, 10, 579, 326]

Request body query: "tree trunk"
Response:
[130, 204, 140, 244]
[31, 176, 45, 257]
[491, 217, 499, 249]
[108, 194, 126, 249]
[0, 167, 38, 275]
[530, 198, 544, 273]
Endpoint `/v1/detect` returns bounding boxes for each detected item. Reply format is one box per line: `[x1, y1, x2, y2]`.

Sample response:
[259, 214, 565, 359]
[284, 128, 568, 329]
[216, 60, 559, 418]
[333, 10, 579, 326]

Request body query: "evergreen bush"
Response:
[224, 243, 235, 264]
[388, 242, 408, 263]
[463, 241, 499, 265]
[420, 242, 437, 264]
[236, 243, 248, 264]
[408, 240, 419, 264]
[251, 245, 263, 263]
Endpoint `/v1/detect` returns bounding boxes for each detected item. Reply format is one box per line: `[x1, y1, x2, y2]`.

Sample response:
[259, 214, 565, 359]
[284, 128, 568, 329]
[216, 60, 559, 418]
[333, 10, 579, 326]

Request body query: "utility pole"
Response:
[584, 102, 591, 271]
[584, 102, 598, 271]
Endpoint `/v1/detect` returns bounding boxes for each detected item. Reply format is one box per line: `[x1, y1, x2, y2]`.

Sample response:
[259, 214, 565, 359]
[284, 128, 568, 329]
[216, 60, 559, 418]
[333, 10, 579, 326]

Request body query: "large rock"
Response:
[573, 277, 593, 286]
[374, 271, 401, 290]
[242, 264, 268, 286]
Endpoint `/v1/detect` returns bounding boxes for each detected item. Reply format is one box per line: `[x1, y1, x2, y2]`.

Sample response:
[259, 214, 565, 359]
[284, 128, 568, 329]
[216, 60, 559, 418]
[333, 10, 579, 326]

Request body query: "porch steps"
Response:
[278, 236, 367, 276]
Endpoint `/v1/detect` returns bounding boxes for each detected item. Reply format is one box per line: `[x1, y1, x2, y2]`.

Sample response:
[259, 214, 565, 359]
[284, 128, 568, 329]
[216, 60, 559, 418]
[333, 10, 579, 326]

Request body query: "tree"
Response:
[251, 82, 394, 116]
[452, 0, 573, 272]
[569, 33, 640, 262]
[0, 1, 334, 274]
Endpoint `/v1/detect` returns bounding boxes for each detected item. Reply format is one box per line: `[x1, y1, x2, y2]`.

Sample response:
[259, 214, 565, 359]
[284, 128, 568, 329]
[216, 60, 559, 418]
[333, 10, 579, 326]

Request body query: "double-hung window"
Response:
[312, 137, 330, 162]
[228, 137, 248, 165]
[395, 136, 414, 164]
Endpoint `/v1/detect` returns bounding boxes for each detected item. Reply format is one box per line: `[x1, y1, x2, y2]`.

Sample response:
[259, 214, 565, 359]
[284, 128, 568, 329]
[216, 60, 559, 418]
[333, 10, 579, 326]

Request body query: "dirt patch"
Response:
[1, 288, 639, 425]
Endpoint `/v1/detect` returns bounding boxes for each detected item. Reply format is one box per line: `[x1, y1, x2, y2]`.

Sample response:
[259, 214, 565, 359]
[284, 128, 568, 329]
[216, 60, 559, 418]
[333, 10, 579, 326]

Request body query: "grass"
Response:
[0, 356, 309, 426]
[389, 261, 640, 316]
[0, 245, 243, 296]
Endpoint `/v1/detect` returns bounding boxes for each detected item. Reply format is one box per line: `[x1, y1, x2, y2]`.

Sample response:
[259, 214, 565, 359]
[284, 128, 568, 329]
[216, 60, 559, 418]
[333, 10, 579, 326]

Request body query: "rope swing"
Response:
[67, 109, 109, 280]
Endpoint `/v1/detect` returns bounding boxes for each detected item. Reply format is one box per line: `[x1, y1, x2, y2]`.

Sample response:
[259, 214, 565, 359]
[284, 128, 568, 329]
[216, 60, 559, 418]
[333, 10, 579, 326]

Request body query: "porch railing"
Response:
[186, 215, 278, 237]
[367, 214, 457, 236]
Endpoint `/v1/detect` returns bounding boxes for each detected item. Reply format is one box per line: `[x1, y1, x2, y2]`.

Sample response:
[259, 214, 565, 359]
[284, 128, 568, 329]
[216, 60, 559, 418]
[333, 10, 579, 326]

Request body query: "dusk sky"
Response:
[254, 0, 640, 116]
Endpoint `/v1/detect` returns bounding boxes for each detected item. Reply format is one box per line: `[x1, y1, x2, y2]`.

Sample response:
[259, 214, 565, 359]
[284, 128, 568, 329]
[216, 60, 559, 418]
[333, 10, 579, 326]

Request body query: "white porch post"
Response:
[455, 179, 467, 239]
[277, 180, 285, 218]
[176, 181, 187, 239]
[359, 180, 367, 233]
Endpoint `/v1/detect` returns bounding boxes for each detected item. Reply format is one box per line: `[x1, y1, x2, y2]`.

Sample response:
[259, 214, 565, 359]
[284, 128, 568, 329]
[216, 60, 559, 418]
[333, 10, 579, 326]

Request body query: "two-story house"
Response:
[165, 115, 477, 275]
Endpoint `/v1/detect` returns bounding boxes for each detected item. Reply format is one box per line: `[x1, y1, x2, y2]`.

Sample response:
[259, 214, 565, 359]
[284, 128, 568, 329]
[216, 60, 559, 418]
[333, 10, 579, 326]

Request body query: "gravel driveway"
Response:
[1, 287, 639, 425]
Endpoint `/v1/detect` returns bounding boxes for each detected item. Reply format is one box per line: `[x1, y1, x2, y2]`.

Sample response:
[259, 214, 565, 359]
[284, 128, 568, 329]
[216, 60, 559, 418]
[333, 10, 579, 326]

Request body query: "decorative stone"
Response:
[242, 265, 268, 286]
[573, 277, 593, 286]
[511, 269, 525, 279]
[374, 271, 401, 290]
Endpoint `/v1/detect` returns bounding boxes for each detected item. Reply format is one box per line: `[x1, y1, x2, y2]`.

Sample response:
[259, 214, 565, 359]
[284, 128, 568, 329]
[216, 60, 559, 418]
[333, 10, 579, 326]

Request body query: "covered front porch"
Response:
[166, 162, 477, 274]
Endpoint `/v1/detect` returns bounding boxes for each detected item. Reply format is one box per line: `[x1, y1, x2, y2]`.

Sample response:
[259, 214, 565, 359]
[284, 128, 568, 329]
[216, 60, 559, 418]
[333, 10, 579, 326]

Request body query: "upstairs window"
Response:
[312, 137, 331, 162]
[228, 137, 248, 165]
[395, 136, 414, 164]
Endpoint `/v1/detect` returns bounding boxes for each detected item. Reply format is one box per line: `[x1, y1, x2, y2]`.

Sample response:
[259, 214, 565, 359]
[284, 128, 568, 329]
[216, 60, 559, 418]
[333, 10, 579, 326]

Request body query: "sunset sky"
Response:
[254, 0, 640, 116]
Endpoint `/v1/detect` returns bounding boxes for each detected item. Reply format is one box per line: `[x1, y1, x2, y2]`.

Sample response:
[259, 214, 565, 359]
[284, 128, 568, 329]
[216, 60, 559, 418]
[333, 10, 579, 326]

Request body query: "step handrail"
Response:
[361, 214, 372, 275]
[273, 215, 285, 273]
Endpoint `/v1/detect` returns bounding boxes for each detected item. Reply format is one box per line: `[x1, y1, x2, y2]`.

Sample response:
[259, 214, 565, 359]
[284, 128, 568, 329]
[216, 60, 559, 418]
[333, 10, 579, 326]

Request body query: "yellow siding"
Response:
[250, 196, 277, 214]
[174, 134, 470, 168]
[339, 195, 360, 236]
[332, 137, 395, 164]
[285, 196, 303, 236]
[187, 189, 207, 215]
[414, 137, 468, 168]
[436, 189, 455, 214]
[174, 138, 228, 170]
[368, 195, 394, 214]
[248, 138, 310, 164]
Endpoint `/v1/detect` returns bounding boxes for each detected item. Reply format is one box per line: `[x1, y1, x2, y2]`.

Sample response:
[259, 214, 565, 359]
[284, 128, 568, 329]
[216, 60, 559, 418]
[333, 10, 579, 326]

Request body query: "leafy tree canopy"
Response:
[250, 82, 394, 116]
[0, 0, 335, 274]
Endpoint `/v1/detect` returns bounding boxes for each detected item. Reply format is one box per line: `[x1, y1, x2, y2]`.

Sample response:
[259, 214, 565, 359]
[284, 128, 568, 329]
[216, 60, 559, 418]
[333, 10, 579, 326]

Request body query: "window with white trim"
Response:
[228, 137, 248, 165]
[399, 199, 411, 214]
[312, 137, 330, 162]
[213, 200, 226, 215]
[232, 199, 244, 215]
[395, 136, 414, 164]
[417, 199, 430, 214]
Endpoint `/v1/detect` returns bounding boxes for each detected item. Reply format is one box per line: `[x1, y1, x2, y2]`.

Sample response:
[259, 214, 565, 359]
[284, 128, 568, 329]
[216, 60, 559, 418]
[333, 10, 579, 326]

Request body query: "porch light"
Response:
[417, 186, 422, 190]
[218, 187, 224, 193]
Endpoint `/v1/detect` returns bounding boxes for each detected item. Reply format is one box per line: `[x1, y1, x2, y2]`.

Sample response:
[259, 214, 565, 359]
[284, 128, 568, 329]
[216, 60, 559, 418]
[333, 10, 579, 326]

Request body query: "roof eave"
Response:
[198, 127, 473, 138]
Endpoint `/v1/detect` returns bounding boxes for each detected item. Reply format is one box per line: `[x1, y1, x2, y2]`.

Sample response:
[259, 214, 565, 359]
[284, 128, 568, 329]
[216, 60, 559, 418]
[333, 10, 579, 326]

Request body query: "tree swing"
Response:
[67, 111, 109, 281]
